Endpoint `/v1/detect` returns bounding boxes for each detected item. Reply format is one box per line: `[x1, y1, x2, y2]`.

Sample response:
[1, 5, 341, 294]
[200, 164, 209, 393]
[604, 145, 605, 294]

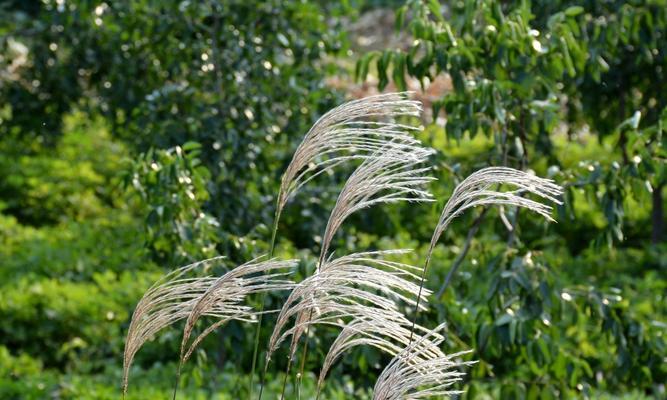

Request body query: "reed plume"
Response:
[409, 167, 564, 342]
[266, 99, 435, 398]
[120, 97, 568, 400]
[254, 92, 426, 398]
[122, 257, 225, 396]
[276, 92, 424, 216]
[266, 250, 429, 365]
[270, 106, 434, 398]
[179, 258, 296, 366]
[317, 315, 445, 395]
[319, 144, 435, 263]
[373, 324, 474, 400]
[428, 167, 563, 253]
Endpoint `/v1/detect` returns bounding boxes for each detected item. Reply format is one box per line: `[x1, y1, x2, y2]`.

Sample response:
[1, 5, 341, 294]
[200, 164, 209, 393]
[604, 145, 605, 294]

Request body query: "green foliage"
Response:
[1, 0, 348, 239]
[124, 142, 219, 264]
[364, 0, 666, 247]
[0, 114, 124, 225]
[357, 0, 666, 397]
[450, 247, 667, 396]
[0, 211, 146, 282]
[0, 271, 155, 368]
[0, 350, 368, 400]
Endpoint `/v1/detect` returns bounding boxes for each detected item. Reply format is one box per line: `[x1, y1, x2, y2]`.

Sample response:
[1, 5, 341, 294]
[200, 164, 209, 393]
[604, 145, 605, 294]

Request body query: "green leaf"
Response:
[182, 141, 201, 151]
[495, 313, 513, 326]
[509, 319, 518, 344]
[560, 37, 576, 77]
[355, 51, 378, 81]
[564, 6, 584, 17]
[477, 323, 493, 352]
[392, 52, 407, 91]
[494, 102, 506, 125]
[395, 6, 406, 33]
[428, 0, 444, 22]
[377, 51, 391, 90]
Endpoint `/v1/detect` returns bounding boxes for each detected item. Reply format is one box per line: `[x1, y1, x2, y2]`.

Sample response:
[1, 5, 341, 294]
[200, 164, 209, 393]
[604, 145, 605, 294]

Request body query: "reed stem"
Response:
[252, 204, 281, 400]
[172, 362, 183, 400]
[279, 353, 293, 400]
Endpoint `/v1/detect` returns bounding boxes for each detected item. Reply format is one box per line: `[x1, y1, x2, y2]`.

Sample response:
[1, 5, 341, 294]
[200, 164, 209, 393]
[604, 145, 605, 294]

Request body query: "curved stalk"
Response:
[172, 362, 183, 400]
[408, 244, 435, 344]
[253, 204, 281, 400]
[409, 207, 488, 343]
[279, 353, 294, 400]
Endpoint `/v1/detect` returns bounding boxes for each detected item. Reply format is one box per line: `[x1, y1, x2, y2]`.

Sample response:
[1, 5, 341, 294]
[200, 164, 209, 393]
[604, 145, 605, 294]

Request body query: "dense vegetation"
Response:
[0, 1, 664, 399]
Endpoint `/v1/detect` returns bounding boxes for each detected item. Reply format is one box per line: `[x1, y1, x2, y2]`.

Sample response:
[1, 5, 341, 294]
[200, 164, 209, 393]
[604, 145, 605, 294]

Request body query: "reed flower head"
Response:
[372, 324, 474, 400]
[277, 92, 424, 215]
[122, 257, 224, 395]
[122, 257, 295, 395]
[318, 316, 445, 394]
[179, 258, 296, 365]
[319, 145, 435, 262]
[266, 250, 430, 367]
[429, 167, 563, 251]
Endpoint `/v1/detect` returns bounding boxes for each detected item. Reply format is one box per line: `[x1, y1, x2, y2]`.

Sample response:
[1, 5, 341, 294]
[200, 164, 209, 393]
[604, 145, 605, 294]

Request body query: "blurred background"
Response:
[0, 0, 665, 399]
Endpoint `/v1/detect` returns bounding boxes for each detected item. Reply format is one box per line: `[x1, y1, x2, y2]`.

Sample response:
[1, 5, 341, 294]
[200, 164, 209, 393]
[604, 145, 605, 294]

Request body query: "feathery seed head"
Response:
[277, 92, 425, 215]
[122, 257, 296, 395]
[430, 167, 563, 251]
[319, 145, 435, 263]
[122, 257, 225, 396]
[373, 324, 475, 400]
[179, 258, 297, 365]
[265, 250, 431, 369]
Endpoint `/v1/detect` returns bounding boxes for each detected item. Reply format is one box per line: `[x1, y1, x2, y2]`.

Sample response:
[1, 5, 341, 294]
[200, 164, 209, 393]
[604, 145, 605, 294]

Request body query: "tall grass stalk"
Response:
[251, 205, 281, 400]
[122, 258, 224, 397]
[284, 143, 434, 397]
[253, 93, 426, 399]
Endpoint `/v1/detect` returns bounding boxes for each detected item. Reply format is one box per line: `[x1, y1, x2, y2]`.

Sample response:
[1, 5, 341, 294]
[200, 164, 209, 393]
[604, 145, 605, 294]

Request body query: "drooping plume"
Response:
[253, 93, 430, 399]
[428, 167, 563, 253]
[179, 258, 296, 365]
[276, 92, 424, 217]
[317, 316, 443, 394]
[122, 257, 225, 395]
[122, 257, 296, 395]
[407, 167, 563, 345]
[319, 145, 434, 262]
[265, 250, 430, 371]
[372, 324, 474, 400]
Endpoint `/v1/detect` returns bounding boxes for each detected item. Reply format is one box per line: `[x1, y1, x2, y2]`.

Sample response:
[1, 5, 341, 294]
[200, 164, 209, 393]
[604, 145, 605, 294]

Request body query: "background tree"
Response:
[0, 0, 351, 264]
[359, 0, 666, 396]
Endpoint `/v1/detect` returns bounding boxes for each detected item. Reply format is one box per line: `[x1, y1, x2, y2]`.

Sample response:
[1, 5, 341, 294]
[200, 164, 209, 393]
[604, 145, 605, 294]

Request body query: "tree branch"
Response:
[436, 207, 489, 299]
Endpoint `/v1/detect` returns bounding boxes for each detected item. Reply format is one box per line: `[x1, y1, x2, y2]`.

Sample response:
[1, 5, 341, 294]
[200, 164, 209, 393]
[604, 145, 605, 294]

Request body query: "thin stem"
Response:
[280, 354, 293, 400]
[295, 317, 312, 399]
[408, 246, 433, 344]
[293, 254, 325, 395]
[172, 362, 183, 400]
[259, 359, 271, 400]
[253, 204, 282, 400]
[409, 207, 489, 343]
[294, 253, 325, 395]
